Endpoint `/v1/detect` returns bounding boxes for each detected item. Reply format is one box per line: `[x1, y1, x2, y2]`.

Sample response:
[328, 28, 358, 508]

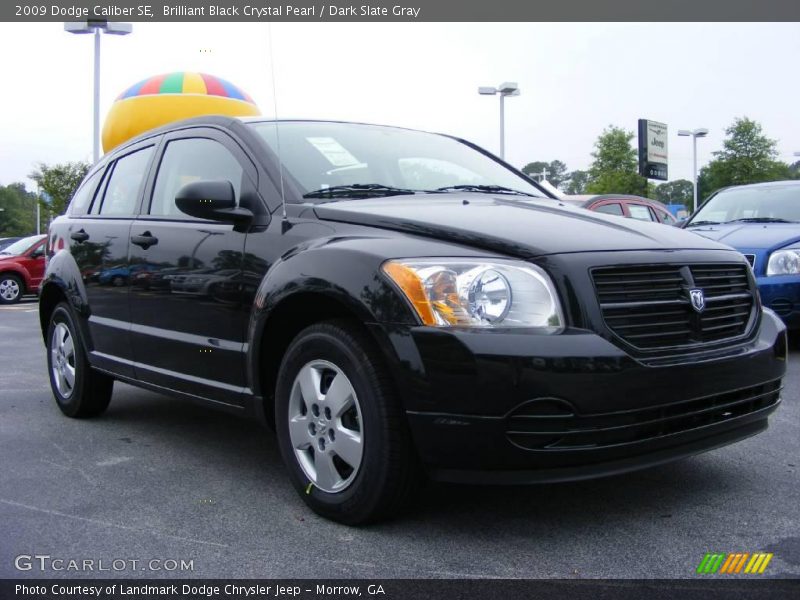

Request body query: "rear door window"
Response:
[92, 146, 154, 216]
[627, 204, 656, 221]
[67, 169, 103, 216]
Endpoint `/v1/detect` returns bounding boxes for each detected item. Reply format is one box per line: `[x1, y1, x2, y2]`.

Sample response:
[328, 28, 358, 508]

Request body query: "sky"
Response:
[0, 22, 798, 189]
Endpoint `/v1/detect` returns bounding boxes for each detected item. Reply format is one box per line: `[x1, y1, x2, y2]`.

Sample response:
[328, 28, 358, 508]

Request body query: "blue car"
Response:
[685, 180, 800, 331]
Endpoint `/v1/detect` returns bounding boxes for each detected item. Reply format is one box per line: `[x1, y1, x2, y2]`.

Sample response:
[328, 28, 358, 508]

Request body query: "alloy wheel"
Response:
[50, 322, 77, 398]
[287, 360, 364, 493]
[0, 278, 20, 302]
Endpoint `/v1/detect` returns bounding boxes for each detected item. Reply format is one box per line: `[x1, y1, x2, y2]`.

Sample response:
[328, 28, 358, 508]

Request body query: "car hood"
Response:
[0, 254, 22, 263]
[686, 222, 800, 252]
[313, 195, 731, 257]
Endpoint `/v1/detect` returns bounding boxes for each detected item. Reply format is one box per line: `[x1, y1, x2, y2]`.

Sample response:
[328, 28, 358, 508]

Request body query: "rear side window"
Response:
[93, 146, 154, 216]
[594, 203, 624, 216]
[149, 138, 244, 218]
[68, 169, 103, 216]
[656, 208, 676, 224]
[628, 204, 655, 221]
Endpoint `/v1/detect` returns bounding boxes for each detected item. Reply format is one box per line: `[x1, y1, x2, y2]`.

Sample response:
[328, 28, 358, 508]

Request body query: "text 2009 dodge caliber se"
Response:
[40, 117, 787, 524]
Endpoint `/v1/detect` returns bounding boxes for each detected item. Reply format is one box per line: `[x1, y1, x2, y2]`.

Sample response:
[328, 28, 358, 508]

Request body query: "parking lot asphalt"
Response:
[1, 297, 798, 579]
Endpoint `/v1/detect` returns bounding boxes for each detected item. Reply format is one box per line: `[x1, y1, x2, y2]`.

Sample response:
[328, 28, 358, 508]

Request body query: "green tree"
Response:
[697, 117, 791, 200]
[521, 160, 569, 188]
[585, 126, 649, 196]
[563, 170, 590, 195]
[0, 183, 37, 236]
[655, 179, 693, 208]
[29, 161, 90, 218]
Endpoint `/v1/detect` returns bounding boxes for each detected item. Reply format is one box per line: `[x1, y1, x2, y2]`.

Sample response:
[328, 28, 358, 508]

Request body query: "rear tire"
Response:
[0, 273, 23, 304]
[46, 302, 113, 418]
[275, 320, 418, 525]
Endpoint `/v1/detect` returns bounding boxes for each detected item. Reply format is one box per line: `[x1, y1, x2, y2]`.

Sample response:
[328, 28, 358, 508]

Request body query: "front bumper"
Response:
[375, 309, 788, 484]
[757, 274, 800, 330]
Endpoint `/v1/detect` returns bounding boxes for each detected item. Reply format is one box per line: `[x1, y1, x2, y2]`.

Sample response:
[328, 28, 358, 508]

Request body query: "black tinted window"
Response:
[594, 203, 624, 216]
[68, 169, 102, 216]
[150, 138, 243, 218]
[95, 147, 154, 216]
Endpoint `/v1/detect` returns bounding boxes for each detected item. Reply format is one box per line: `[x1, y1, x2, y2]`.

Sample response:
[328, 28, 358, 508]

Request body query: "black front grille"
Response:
[592, 263, 755, 349]
[506, 380, 781, 451]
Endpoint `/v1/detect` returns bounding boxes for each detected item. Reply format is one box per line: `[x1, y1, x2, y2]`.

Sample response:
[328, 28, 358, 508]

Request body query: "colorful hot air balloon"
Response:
[102, 72, 260, 153]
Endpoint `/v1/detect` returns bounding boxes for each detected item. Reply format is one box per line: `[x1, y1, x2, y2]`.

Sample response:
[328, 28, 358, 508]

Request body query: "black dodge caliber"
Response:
[40, 117, 787, 523]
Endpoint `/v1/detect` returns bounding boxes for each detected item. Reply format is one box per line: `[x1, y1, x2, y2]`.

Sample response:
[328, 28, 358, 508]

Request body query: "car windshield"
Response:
[249, 121, 548, 200]
[0, 234, 43, 256]
[688, 184, 800, 226]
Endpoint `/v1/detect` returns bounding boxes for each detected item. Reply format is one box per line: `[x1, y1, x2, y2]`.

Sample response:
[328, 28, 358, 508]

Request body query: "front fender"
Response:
[245, 238, 418, 401]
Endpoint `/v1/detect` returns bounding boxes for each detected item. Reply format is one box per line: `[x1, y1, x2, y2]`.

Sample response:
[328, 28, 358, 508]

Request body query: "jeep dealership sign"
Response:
[638, 119, 668, 181]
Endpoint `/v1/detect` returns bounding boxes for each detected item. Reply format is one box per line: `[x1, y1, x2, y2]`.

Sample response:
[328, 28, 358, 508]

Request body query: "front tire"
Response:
[275, 320, 418, 524]
[0, 273, 23, 304]
[47, 302, 114, 418]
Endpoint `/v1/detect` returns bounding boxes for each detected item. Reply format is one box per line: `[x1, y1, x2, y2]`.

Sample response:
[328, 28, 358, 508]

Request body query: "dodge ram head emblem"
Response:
[690, 288, 706, 313]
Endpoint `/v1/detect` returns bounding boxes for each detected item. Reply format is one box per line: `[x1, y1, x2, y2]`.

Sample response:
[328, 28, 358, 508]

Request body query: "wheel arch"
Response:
[250, 289, 407, 429]
[244, 242, 418, 429]
[38, 250, 92, 346]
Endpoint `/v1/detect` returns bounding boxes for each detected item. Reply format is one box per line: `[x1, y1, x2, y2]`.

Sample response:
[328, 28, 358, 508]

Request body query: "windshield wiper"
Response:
[303, 184, 419, 199]
[434, 184, 536, 197]
[686, 220, 721, 227]
[726, 217, 796, 224]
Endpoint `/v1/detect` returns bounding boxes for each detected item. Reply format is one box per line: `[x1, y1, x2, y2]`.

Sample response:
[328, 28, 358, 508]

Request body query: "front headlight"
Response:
[382, 258, 563, 328]
[767, 249, 800, 276]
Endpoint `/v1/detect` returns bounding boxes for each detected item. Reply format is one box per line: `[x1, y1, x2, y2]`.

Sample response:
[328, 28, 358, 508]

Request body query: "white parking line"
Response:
[0, 306, 37, 312]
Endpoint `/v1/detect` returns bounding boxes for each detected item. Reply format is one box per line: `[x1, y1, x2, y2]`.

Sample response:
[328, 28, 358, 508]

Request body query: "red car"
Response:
[0, 234, 46, 304]
[561, 194, 678, 225]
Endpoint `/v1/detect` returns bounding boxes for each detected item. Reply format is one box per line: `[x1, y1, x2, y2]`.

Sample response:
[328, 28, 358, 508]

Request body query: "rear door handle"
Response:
[131, 232, 158, 249]
[70, 230, 89, 243]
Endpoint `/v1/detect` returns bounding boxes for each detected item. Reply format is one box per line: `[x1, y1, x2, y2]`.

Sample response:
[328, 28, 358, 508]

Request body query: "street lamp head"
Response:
[498, 82, 519, 95]
[64, 20, 132, 35]
[694, 128, 709, 138]
[677, 129, 692, 137]
[104, 22, 133, 35]
[64, 22, 94, 34]
[478, 86, 497, 95]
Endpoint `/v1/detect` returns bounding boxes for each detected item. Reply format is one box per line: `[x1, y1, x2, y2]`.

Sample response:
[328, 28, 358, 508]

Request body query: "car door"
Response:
[65, 141, 157, 377]
[128, 129, 257, 405]
[22, 239, 46, 290]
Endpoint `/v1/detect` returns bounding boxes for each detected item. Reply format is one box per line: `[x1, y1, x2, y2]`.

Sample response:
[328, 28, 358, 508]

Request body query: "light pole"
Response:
[478, 82, 520, 160]
[678, 128, 709, 213]
[65, 20, 132, 163]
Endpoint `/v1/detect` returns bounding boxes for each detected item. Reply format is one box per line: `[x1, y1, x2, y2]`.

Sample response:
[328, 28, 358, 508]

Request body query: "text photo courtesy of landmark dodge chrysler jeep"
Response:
[40, 117, 787, 524]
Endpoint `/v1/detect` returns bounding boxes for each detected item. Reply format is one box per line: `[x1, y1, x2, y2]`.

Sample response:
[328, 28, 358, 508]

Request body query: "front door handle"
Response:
[70, 230, 89, 243]
[131, 232, 158, 249]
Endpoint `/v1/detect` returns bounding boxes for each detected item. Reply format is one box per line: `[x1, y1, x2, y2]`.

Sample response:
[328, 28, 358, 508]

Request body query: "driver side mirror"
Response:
[175, 180, 253, 224]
